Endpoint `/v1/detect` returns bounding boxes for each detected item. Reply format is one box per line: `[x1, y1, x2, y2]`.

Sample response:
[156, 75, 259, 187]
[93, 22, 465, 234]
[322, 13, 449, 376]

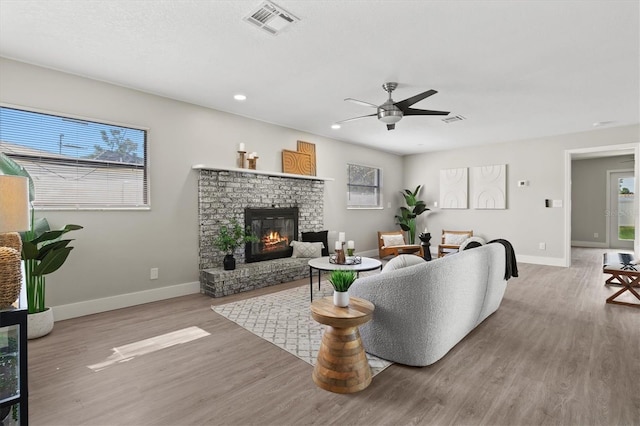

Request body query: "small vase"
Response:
[223, 254, 236, 270]
[333, 291, 349, 307]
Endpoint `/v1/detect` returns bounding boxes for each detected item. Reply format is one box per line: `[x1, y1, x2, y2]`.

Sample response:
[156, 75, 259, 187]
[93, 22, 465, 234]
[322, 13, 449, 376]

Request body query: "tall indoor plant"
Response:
[1, 153, 83, 338]
[213, 218, 258, 270]
[395, 185, 429, 244]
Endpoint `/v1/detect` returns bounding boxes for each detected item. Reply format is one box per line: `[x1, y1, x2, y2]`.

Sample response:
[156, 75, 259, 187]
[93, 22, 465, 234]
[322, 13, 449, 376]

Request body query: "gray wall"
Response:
[571, 155, 635, 246]
[403, 129, 639, 264]
[0, 58, 403, 318]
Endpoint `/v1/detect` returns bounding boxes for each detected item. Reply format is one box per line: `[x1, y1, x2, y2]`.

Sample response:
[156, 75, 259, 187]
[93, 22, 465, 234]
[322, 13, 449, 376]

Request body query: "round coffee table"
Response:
[310, 296, 374, 393]
[307, 256, 382, 301]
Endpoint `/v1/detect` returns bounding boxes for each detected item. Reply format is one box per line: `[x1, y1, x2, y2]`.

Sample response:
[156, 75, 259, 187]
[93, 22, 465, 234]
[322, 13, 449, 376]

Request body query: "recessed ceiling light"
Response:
[331, 124, 341, 129]
[234, 94, 247, 101]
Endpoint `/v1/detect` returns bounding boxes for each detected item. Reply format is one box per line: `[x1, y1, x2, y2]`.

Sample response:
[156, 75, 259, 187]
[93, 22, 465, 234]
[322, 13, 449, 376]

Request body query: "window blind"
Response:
[347, 163, 382, 208]
[0, 106, 148, 209]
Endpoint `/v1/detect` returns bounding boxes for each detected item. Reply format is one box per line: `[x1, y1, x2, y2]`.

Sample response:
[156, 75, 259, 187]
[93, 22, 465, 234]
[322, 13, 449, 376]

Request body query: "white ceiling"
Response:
[0, 0, 638, 156]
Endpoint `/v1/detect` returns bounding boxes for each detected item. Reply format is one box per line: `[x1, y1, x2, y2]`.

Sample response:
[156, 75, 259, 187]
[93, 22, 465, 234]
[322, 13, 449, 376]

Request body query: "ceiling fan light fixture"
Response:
[378, 110, 403, 124]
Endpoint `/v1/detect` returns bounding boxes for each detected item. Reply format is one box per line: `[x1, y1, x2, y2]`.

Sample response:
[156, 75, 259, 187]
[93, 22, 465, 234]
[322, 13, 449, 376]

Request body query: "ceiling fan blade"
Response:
[386, 124, 395, 131]
[345, 98, 379, 108]
[403, 108, 450, 116]
[335, 113, 377, 124]
[394, 89, 437, 111]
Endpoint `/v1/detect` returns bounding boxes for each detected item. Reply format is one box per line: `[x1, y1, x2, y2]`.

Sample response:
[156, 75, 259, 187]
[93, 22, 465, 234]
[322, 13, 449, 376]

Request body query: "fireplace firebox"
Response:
[245, 207, 298, 263]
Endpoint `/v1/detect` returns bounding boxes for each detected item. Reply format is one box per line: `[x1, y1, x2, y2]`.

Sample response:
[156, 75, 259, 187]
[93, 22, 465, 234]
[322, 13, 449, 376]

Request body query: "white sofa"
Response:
[349, 243, 508, 366]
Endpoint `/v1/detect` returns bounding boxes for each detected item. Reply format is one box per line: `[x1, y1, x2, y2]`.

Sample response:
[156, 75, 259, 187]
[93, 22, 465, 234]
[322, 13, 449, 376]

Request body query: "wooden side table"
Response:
[310, 296, 374, 393]
[603, 253, 639, 308]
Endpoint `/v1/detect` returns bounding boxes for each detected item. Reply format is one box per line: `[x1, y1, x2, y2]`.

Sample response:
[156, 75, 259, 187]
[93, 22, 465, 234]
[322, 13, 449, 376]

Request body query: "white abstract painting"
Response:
[471, 164, 506, 209]
[440, 168, 468, 209]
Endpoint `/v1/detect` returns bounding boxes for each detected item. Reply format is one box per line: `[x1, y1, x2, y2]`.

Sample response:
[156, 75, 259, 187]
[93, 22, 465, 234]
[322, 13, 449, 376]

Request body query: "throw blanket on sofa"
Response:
[487, 239, 518, 280]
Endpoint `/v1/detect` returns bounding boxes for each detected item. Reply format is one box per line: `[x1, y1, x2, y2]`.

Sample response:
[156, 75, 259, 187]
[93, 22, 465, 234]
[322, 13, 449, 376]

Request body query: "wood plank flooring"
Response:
[27, 248, 639, 425]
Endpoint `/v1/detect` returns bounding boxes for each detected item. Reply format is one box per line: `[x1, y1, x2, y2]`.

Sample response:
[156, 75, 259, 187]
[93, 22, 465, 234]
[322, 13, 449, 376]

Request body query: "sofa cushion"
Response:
[381, 234, 405, 247]
[302, 230, 329, 256]
[290, 240, 324, 258]
[460, 236, 486, 251]
[382, 254, 426, 273]
[443, 232, 469, 245]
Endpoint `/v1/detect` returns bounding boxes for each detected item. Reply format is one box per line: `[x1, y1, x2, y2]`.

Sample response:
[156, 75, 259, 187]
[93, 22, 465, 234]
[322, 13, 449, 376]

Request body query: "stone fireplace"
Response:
[195, 166, 330, 297]
[245, 207, 298, 263]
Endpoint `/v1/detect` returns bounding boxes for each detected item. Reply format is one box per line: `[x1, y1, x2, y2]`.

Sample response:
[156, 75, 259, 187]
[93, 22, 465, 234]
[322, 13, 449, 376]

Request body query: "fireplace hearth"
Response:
[245, 207, 298, 263]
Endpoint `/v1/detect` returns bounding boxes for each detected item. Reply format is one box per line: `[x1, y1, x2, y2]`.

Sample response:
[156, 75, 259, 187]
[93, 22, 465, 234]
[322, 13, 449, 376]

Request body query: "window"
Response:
[0, 105, 148, 209]
[347, 163, 382, 209]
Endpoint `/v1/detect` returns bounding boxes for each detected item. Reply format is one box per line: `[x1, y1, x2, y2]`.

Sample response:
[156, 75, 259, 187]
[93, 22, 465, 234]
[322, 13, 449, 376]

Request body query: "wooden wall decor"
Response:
[282, 150, 313, 175]
[296, 140, 317, 176]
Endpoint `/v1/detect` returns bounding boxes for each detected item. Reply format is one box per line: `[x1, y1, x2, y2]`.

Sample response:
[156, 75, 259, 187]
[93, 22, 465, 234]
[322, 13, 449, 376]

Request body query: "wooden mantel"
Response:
[192, 165, 334, 181]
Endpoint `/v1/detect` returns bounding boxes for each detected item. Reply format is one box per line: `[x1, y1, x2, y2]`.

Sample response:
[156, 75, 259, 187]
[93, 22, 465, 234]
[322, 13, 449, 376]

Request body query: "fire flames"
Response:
[261, 230, 289, 251]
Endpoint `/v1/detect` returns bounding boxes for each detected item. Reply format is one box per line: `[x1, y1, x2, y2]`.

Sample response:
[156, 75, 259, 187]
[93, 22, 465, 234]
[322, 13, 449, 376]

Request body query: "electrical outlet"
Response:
[594, 233, 599, 239]
[150, 268, 159, 280]
[539, 242, 546, 250]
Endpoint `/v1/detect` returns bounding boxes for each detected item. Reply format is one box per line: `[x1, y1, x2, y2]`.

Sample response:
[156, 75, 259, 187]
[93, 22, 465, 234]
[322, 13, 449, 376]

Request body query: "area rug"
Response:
[211, 284, 393, 376]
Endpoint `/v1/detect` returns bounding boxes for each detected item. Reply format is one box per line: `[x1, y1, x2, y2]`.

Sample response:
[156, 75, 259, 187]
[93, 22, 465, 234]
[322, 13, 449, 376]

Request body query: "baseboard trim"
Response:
[571, 241, 608, 248]
[52, 281, 201, 321]
[517, 255, 567, 267]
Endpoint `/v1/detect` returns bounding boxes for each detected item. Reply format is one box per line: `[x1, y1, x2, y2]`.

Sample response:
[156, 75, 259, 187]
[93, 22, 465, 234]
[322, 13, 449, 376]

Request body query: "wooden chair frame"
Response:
[437, 230, 473, 258]
[377, 231, 423, 259]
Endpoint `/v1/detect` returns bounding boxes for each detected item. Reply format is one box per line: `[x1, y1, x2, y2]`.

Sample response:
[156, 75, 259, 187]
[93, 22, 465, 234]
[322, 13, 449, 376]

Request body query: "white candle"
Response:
[335, 241, 342, 251]
[347, 240, 355, 249]
[424, 227, 428, 233]
[247, 153, 254, 159]
[339, 232, 346, 242]
[251, 152, 258, 158]
[238, 143, 245, 152]
[434, 201, 438, 208]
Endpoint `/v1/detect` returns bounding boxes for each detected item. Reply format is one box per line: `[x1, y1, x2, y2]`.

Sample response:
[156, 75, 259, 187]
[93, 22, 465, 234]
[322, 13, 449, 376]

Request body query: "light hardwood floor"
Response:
[27, 248, 639, 425]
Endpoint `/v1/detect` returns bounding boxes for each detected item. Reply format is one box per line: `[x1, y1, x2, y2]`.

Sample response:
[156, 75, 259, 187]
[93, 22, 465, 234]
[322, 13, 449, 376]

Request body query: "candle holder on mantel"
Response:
[237, 151, 247, 168]
[247, 156, 258, 170]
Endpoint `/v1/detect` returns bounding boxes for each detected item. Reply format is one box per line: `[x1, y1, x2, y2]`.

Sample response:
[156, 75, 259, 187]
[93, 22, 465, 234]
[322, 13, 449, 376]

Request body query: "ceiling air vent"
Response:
[441, 115, 466, 124]
[243, 1, 300, 35]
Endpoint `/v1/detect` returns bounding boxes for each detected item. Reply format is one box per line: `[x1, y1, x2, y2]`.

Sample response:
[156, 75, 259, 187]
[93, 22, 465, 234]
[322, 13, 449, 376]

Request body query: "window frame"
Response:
[0, 103, 150, 211]
[346, 162, 383, 210]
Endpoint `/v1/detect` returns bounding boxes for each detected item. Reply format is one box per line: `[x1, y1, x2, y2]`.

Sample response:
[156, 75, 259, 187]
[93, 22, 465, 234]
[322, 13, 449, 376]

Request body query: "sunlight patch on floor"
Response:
[88, 326, 210, 372]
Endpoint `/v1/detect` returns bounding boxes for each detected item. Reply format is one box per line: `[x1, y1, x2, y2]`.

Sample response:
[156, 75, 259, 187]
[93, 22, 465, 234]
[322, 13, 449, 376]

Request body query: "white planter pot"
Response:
[28, 307, 54, 339]
[333, 291, 350, 307]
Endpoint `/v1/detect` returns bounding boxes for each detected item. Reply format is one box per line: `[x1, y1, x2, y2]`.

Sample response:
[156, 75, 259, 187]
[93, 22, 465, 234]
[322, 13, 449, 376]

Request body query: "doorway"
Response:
[608, 171, 635, 249]
[565, 143, 639, 267]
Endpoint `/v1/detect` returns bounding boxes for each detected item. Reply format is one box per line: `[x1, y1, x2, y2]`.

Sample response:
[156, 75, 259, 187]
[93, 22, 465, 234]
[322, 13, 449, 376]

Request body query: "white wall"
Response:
[0, 58, 403, 318]
[403, 127, 639, 266]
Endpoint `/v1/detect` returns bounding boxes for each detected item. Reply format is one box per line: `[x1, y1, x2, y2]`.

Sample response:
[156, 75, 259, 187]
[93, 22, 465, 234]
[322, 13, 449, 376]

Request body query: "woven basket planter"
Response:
[0, 232, 22, 251]
[0, 246, 22, 309]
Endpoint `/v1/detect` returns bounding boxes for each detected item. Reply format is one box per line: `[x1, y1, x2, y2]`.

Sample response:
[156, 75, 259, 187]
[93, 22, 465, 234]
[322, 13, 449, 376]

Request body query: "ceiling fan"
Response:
[336, 82, 450, 131]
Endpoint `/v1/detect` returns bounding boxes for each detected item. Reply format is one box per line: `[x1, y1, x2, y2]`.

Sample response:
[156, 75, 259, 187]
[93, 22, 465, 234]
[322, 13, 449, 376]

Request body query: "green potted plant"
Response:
[328, 270, 357, 307]
[1, 153, 83, 338]
[22, 218, 82, 338]
[395, 185, 429, 244]
[213, 219, 258, 270]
